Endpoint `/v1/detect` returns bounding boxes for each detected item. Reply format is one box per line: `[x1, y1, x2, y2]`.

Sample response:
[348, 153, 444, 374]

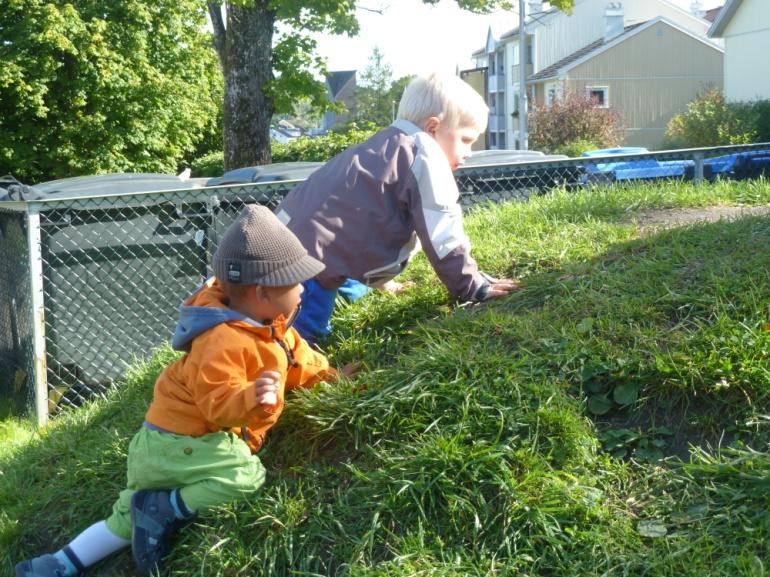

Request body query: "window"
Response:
[547, 88, 557, 107]
[513, 43, 532, 66]
[587, 86, 609, 108]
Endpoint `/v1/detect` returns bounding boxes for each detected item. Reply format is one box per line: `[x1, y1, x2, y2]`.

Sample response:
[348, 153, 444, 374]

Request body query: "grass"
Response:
[2, 178, 770, 576]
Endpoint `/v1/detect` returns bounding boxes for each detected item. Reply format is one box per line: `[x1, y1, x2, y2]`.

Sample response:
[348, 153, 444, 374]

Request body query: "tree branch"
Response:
[355, 2, 387, 15]
[207, 2, 226, 63]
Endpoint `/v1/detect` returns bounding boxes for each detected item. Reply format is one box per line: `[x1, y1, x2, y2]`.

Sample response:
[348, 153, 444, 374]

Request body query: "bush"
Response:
[190, 123, 379, 176]
[529, 91, 623, 154]
[190, 151, 224, 178]
[554, 139, 599, 157]
[664, 89, 762, 148]
[272, 122, 378, 162]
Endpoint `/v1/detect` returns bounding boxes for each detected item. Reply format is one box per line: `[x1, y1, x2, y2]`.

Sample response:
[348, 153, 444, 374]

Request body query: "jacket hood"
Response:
[171, 279, 291, 351]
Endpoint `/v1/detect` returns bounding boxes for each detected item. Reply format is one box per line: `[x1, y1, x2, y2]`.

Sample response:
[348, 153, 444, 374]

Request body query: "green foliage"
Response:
[554, 139, 599, 157]
[272, 124, 378, 162]
[190, 123, 377, 175]
[530, 91, 623, 153]
[0, 0, 222, 182]
[190, 151, 225, 178]
[664, 89, 767, 148]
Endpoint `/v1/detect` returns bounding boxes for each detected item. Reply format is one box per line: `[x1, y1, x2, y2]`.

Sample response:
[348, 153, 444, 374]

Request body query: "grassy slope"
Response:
[2, 180, 769, 577]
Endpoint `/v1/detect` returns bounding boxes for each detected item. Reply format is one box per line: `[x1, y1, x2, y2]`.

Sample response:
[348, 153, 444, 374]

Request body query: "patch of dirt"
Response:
[628, 204, 770, 229]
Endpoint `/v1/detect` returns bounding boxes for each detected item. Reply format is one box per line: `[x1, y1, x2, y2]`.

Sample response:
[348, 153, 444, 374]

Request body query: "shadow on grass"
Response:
[323, 209, 770, 460]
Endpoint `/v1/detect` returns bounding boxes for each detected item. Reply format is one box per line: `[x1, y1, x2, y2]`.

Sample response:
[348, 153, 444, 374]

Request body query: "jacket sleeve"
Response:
[188, 337, 274, 428]
[406, 135, 490, 302]
[284, 328, 337, 391]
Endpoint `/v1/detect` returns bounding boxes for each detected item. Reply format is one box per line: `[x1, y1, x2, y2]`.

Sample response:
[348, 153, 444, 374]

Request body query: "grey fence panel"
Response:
[0, 209, 33, 418]
[27, 183, 293, 416]
[1, 142, 768, 422]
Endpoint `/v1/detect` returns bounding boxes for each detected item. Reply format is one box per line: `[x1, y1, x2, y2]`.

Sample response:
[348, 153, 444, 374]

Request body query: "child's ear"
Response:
[423, 116, 440, 136]
[253, 285, 267, 301]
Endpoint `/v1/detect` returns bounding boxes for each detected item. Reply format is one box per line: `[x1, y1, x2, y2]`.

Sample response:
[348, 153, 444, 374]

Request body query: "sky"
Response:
[313, 0, 725, 80]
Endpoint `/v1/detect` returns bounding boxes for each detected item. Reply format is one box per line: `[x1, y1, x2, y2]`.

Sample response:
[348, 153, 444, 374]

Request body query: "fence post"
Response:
[26, 205, 48, 427]
[693, 152, 705, 184]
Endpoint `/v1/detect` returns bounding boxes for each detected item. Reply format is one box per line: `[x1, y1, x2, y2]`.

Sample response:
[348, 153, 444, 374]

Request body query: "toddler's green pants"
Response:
[106, 426, 265, 539]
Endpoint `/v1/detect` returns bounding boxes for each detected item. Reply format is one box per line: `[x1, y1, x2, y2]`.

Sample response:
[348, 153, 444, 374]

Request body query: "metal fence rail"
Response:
[1, 143, 769, 424]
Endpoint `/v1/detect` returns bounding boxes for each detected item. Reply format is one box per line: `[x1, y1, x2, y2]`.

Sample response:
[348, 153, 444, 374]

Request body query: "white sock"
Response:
[66, 520, 130, 567]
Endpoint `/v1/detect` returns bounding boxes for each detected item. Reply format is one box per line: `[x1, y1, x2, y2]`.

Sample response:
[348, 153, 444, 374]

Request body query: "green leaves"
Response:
[612, 382, 639, 406]
[0, 0, 222, 181]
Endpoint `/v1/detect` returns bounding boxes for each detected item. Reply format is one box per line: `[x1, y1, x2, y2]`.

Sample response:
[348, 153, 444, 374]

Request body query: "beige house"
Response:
[529, 17, 723, 148]
[470, 0, 720, 149]
[708, 0, 770, 101]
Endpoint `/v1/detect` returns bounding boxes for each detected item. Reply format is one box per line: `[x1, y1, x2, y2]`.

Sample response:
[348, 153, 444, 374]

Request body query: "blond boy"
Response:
[276, 72, 518, 343]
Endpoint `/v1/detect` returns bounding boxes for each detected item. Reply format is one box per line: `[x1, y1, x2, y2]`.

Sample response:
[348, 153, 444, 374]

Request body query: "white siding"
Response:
[531, 0, 713, 71]
[721, 0, 770, 101]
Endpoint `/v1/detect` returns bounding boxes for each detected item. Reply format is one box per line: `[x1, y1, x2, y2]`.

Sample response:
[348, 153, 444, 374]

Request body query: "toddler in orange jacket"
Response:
[16, 205, 355, 577]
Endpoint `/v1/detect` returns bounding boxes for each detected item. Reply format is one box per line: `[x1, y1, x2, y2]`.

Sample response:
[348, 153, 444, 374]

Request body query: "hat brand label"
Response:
[227, 263, 242, 283]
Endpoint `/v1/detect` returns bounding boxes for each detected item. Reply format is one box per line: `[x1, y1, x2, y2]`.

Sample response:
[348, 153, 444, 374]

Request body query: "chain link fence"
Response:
[1, 143, 769, 424]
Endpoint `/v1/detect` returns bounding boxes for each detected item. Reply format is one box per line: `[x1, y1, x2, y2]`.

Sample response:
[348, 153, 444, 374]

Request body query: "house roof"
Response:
[326, 70, 356, 99]
[529, 16, 721, 83]
[703, 6, 723, 23]
[708, 0, 740, 37]
[529, 21, 645, 81]
[471, 5, 558, 57]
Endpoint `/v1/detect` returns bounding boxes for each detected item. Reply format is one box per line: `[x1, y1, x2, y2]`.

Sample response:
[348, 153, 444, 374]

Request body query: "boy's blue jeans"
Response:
[294, 278, 370, 344]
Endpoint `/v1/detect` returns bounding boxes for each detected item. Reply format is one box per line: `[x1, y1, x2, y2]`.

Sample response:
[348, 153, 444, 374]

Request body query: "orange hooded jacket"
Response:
[144, 279, 335, 453]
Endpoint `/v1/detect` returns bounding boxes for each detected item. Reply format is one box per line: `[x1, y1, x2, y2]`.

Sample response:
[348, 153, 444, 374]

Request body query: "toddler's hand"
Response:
[340, 361, 362, 378]
[255, 370, 281, 406]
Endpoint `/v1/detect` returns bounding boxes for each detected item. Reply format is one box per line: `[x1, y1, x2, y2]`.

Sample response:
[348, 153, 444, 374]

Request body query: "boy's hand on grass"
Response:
[340, 361, 363, 378]
[382, 280, 414, 295]
[255, 370, 280, 406]
[486, 278, 520, 299]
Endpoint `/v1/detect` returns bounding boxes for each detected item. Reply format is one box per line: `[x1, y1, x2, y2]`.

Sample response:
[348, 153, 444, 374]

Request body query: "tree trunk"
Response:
[221, 1, 275, 170]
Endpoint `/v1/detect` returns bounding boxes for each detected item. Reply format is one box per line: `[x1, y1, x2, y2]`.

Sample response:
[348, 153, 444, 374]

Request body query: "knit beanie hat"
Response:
[213, 205, 324, 286]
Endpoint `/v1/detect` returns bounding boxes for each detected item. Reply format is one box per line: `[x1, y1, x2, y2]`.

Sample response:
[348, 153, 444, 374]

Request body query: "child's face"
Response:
[427, 119, 480, 171]
[259, 283, 304, 321]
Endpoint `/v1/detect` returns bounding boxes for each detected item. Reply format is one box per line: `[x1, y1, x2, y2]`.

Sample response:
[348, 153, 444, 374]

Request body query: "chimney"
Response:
[690, 0, 706, 18]
[604, 2, 624, 43]
[527, 1, 543, 18]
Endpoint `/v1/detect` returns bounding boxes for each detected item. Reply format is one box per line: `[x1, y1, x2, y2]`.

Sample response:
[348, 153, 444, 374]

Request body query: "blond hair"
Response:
[397, 72, 489, 132]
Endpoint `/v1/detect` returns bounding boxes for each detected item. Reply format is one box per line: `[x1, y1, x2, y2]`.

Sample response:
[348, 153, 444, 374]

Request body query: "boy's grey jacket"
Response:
[276, 119, 490, 301]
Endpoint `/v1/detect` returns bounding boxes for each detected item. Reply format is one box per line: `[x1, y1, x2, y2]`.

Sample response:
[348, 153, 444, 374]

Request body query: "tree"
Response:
[206, 0, 569, 170]
[207, 1, 359, 171]
[356, 47, 394, 127]
[0, 0, 222, 182]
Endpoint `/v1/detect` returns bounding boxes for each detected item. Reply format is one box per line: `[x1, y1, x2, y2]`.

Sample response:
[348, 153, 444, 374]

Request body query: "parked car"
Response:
[582, 147, 713, 184]
[704, 148, 770, 180]
[456, 149, 582, 198]
[31, 172, 207, 197]
[205, 161, 324, 186]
